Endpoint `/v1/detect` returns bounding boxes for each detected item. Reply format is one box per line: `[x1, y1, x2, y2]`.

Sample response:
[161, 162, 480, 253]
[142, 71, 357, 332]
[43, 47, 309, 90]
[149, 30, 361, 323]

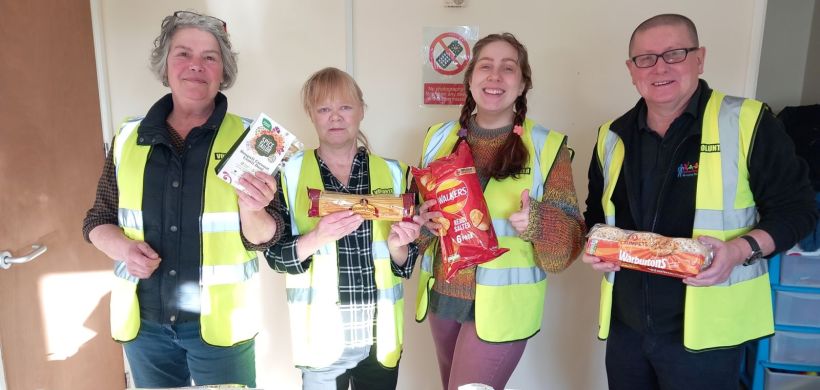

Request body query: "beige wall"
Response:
[97, 1, 764, 389]
[757, 0, 815, 112]
[802, 1, 820, 105]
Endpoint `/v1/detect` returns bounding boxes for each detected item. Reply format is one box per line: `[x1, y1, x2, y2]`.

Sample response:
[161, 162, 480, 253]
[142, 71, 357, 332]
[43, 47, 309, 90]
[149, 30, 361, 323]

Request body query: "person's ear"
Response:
[626, 59, 638, 86]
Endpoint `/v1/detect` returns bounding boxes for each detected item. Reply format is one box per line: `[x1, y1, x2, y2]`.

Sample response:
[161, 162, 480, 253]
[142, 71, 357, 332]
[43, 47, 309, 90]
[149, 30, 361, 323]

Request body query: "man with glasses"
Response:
[582, 13, 817, 389]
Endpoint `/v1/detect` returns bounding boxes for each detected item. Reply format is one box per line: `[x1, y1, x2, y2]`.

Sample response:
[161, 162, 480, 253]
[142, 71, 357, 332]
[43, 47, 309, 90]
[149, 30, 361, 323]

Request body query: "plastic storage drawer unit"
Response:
[780, 254, 820, 288]
[764, 368, 820, 389]
[769, 331, 820, 366]
[774, 290, 820, 327]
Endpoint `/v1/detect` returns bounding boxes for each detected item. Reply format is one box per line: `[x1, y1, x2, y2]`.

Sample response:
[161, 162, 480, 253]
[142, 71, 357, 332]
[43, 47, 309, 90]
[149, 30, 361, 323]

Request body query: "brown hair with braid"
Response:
[459, 32, 533, 180]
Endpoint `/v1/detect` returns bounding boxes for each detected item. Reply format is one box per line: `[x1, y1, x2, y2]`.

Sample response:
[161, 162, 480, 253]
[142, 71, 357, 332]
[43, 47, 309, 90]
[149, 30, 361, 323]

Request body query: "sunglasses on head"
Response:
[173, 11, 227, 31]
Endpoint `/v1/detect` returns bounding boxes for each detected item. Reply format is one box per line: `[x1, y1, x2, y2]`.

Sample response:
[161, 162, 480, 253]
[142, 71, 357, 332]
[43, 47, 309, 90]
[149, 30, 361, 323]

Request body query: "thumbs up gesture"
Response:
[509, 189, 532, 235]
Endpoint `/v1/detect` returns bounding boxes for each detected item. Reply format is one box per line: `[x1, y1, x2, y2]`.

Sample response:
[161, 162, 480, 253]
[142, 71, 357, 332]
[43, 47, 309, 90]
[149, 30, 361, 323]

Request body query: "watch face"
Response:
[744, 249, 764, 265]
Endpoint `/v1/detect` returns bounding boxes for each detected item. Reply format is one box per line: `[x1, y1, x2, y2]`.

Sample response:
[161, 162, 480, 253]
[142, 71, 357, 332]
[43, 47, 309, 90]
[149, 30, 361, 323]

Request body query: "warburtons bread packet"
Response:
[585, 224, 713, 278]
[215, 113, 303, 192]
[412, 141, 508, 282]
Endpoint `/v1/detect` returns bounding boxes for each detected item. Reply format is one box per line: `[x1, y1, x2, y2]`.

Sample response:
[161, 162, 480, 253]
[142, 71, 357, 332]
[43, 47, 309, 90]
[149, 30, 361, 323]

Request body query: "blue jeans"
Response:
[123, 319, 255, 388]
[605, 318, 742, 390]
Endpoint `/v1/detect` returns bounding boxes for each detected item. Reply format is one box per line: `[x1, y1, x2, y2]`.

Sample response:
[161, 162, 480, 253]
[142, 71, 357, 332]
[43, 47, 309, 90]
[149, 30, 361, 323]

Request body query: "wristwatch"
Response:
[739, 235, 763, 265]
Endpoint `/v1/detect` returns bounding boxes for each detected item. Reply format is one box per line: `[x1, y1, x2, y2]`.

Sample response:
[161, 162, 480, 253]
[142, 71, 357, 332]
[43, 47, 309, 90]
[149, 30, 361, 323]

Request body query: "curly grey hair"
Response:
[149, 11, 238, 90]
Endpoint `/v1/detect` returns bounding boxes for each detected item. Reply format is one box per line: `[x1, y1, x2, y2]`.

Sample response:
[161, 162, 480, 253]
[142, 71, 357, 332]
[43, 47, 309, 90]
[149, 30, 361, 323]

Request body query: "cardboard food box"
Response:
[215, 113, 303, 191]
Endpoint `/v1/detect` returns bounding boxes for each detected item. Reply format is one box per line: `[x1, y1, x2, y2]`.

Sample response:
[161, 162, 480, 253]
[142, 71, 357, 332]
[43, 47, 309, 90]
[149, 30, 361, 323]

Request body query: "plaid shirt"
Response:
[265, 147, 417, 348]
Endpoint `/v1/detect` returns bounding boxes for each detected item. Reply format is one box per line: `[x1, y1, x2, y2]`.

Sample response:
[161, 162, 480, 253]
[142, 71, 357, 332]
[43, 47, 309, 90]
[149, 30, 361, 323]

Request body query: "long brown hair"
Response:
[458, 33, 533, 180]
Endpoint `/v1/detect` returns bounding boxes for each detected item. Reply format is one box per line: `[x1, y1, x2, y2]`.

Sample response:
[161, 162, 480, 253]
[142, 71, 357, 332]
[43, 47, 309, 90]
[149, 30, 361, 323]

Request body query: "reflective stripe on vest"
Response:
[594, 119, 622, 320]
[118, 208, 144, 232]
[108, 119, 147, 341]
[109, 113, 259, 346]
[476, 266, 546, 286]
[280, 149, 407, 368]
[595, 91, 773, 350]
[114, 260, 139, 284]
[415, 119, 565, 342]
[201, 212, 240, 233]
[693, 94, 759, 237]
[201, 259, 259, 286]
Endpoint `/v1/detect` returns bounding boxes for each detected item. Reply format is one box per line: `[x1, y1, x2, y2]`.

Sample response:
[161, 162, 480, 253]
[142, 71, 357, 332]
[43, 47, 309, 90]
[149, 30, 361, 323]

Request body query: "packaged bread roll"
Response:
[585, 224, 713, 278]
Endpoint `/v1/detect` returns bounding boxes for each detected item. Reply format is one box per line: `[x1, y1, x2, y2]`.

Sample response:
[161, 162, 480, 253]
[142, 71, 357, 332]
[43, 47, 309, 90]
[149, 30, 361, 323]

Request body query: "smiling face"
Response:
[627, 23, 705, 112]
[166, 27, 224, 105]
[309, 93, 364, 149]
[468, 40, 526, 122]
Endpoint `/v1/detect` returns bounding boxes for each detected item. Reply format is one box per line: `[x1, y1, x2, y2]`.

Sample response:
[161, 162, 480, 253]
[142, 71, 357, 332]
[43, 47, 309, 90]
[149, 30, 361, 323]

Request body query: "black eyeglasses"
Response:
[173, 11, 227, 31]
[631, 47, 699, 68]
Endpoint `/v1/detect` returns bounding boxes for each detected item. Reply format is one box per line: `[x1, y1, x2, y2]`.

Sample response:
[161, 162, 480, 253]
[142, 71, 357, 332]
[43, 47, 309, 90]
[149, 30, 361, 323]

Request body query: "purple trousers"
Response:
[428, 312, 528, 390]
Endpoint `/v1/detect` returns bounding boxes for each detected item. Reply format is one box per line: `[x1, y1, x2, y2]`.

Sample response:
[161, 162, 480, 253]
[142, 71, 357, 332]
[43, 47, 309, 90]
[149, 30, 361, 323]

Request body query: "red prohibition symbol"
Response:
[428, 32, 471, 76]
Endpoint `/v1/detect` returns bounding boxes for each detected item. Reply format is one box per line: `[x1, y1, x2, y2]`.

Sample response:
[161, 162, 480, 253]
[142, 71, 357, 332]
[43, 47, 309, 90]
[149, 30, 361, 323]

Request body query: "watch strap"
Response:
[739, 235, 763, 265]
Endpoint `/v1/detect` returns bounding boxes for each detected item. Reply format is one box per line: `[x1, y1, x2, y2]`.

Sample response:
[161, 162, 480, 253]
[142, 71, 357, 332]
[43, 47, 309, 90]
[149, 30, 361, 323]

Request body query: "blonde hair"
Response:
[301, 67, 371, 150]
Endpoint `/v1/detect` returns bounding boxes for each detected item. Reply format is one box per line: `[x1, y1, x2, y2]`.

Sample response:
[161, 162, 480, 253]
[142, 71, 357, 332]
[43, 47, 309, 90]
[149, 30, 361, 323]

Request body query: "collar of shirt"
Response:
[136, 92, 228, 146]
[315, 146, 370, 193]
[636, 80, 705, 139]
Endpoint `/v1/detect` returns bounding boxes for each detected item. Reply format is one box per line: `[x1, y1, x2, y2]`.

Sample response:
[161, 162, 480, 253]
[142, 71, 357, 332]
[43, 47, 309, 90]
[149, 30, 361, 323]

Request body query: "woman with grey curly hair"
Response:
[83, 10, 282, 388]
[149, 11, 238, 90]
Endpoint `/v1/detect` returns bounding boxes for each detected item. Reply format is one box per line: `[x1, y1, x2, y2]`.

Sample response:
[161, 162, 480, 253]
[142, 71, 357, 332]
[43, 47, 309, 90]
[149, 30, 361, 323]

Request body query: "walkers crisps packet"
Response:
[585, 224, 713, 278]
[412, 142, 508, 282]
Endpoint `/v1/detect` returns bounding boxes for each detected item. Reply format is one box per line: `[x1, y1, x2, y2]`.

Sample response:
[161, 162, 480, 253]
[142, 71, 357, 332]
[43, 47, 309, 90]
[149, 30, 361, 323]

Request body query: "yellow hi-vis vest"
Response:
[279, 149, 408, 368]
[111, 114, 259, 346]
[595, 91, 774, 351]
[415, 119, 566, 342]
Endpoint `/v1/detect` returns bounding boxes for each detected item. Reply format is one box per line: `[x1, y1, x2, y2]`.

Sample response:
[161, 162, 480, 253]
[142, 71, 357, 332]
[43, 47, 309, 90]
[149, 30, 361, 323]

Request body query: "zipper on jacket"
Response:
[643, 273, 653, 331]
[645, 133, 696, 333]
[650, 133, 697, 232]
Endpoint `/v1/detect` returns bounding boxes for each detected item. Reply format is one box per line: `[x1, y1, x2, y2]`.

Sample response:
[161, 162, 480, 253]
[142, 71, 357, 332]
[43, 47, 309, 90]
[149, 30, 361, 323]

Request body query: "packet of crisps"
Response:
[412, 141, 509, 282]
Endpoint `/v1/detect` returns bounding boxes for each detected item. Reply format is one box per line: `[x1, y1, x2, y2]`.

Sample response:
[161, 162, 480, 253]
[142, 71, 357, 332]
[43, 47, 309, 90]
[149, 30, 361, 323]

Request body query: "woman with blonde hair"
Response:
[265, 67, 423, 390]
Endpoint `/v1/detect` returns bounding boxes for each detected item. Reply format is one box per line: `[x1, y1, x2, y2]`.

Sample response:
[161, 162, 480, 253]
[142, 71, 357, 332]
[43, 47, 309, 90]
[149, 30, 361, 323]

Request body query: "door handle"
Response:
[1, 245, 47, 269]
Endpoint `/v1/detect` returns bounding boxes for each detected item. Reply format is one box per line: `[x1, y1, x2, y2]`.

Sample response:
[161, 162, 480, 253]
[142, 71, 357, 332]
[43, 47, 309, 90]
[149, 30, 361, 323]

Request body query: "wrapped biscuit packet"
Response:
[412, 142, 508, 282]
[585, 223, 713, 278]
[307, 188, 415, 222]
